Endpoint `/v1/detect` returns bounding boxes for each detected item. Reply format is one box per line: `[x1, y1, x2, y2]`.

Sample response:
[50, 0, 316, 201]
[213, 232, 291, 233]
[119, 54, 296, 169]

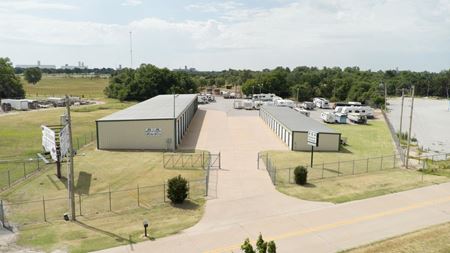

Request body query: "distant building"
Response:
[173, 65, 197, 72]
[16, 60, 56, 69]
[60, 61, 88, 70]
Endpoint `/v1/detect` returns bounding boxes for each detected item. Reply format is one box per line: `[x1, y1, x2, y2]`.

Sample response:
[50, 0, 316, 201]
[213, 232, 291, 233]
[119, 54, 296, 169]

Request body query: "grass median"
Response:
[341, 222, 450, 253]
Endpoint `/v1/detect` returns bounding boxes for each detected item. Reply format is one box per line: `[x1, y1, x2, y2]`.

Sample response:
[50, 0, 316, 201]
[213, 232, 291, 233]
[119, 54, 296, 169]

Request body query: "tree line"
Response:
[189, 67, 450, 107]
[105, 64, 197, 101]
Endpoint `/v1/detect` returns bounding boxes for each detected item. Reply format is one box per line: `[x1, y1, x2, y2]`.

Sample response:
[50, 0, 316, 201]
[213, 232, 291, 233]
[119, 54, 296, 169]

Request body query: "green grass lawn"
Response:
[341, 222, 450, 253]
[23, 75, 109, 99]
[277, 169, 447, 203]
[264, 119, 450, 203]
[266, 120, 395, 170]
[1, 144, 206, 252]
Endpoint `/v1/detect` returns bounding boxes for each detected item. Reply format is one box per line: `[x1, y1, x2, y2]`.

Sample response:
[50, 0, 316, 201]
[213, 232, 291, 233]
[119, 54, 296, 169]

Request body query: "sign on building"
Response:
[307, 130, 319, 147]
[145, 128, 162, 136]
[41, 125, 57, 161]
[59, 125, 70, 158]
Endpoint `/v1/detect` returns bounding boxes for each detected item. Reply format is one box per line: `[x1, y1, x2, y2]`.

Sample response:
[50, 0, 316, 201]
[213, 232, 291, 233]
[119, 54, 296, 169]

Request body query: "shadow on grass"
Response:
[339, 146, 353, 154]
[75, 171, 92, 195]
[170, 200, 200, 210]
[75, 220, 134, 244]
[302, 182, 317, 188]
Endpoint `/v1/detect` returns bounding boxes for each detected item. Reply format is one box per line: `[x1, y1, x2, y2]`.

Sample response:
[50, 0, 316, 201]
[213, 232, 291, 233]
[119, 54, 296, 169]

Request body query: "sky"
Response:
[0, 0, 449, 71]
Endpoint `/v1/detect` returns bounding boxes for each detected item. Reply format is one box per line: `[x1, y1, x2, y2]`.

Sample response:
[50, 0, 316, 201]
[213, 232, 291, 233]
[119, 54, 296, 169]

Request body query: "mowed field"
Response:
[1, 76, 207, 252]
[22, 75, 109, 99]
[2, 145, 206, 252]
[265, 118, 450, 203]
[342, 222, 450, 253]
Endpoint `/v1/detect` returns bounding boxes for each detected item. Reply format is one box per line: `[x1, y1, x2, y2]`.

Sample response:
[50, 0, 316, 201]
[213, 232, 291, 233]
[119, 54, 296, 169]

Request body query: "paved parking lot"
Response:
[387, 97, 450, 154]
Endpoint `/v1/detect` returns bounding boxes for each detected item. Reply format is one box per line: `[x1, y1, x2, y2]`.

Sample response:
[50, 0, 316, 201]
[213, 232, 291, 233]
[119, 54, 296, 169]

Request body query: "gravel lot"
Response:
[387, 97, 450, 154]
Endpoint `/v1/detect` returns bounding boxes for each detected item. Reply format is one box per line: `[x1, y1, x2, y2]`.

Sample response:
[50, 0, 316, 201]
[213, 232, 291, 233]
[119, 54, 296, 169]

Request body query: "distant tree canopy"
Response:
[23, 67, 42, 85]
[186, 66, 450, 107]
[0, 58, 25, 99]
[105, 64, 198, 101]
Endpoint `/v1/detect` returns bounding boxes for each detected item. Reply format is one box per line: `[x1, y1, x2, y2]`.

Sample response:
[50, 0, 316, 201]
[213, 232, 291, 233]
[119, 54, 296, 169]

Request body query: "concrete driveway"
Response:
[96, 98, 450, 253]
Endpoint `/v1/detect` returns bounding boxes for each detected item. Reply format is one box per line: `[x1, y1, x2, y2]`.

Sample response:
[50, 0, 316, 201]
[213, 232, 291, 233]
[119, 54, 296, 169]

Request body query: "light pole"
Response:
[405, 85, 415, 169]
[380, 81, 387, 110]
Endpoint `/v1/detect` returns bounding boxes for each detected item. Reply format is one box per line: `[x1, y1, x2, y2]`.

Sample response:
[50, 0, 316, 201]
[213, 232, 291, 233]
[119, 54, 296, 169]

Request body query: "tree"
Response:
[167, 175, 189, 204]
[23, 67, 42, 85]
[241, 234, 276, 253]
[0, 58, 25, 98]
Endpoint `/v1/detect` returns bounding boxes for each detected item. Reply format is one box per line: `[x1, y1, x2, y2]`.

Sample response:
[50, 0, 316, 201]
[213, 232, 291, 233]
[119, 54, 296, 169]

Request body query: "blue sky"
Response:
[0, 0, 449, 71]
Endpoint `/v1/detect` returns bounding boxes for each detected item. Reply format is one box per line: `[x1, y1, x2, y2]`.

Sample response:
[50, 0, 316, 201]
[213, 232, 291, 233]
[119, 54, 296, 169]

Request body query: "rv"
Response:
[233, 100, 243, 109]
[252, 93, 276, 102]
[0, 99, 30, 111]
[253, 100, 264, 110]
[335, 106, 374, 118]
[294, 107, 310, 117]
[275, 99, 295, 108]
[321, 112, 336, 123]
[334, 113, 347, 124]
[301, 101, 315, 110]
[198, 95, 208, 104]
[313, 98, 330, 109]
[348, 113, 367, 124]
[243, 100, 254, 110]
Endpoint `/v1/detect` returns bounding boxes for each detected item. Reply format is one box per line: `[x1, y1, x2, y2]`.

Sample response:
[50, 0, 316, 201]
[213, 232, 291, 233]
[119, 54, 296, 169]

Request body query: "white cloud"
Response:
[0, 0, 449, 70]
[186, 1, 243, 13]
[121, 0, 143, 7]
[0, 0, 77, 11]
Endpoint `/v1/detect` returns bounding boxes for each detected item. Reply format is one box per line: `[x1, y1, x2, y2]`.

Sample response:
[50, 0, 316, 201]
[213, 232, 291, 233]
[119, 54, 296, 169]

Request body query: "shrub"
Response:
[294, 166, 308, 185]
[241, 234, 276, 253]
[167, 175, 189, 204]
[267, 241, 276, 253]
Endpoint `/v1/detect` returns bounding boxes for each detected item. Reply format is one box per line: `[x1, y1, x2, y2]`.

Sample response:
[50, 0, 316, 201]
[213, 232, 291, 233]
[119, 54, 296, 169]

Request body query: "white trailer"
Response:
[348, 113, 367, 124]
[0, 99, 29, 110]
[314, 98, 330, 109]
[321, 112, 336, 123]
[336, 106, 374, 118]
[243, 100, 254, 110]
[233, 100, 243, 109]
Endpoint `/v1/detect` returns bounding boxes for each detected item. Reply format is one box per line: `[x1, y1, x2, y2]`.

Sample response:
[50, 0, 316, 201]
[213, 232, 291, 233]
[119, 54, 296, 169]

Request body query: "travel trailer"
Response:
[321, 112, 336, 123]
[334, 113, 347, 124]
[233, 100, 243, 109]
[252, 93, 276, 102]
[301, 101, 315, 110]
[0, 99, 30, 111]
[348, 113, 367, 124]
[335, 106, 374, 118]
[313, 98, 330, 109]
[275, 99, 295, 108]
[243, 100, 254, 110]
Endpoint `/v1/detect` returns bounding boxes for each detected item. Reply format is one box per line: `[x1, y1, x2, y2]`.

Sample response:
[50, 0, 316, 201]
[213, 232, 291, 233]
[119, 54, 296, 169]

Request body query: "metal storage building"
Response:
[96, 94, 197, 150]
[259, 106, 341, 151]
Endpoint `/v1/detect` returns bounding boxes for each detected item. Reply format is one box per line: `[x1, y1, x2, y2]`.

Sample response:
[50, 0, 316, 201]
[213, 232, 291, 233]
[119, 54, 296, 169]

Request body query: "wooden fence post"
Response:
[7, 170, 10, 188]
[322, 162, 325, 179]
[163, 183, 166, 202]
[23, 162, 26, 178]
[366, 158, 369, 173]
[381, 155, 384, 170]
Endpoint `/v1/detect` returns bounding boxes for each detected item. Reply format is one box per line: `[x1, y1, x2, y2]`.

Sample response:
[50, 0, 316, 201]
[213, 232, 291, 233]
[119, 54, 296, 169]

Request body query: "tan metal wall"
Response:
[97, 119, 175, 150]
[293, 132, 340, 151]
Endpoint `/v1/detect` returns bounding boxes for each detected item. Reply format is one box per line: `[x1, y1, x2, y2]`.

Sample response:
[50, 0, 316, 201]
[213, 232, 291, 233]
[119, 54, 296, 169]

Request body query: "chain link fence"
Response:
[258, 153, 401, 185]
[0, 179, 206, 228]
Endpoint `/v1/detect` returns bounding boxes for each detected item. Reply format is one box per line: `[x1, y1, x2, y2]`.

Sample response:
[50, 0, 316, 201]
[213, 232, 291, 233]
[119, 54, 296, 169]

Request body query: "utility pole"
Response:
[296, 87, 300, 102]
[384, 82, 387, 110]
[405, 86, 415, 169]
[65, 96, 76, 221]
[399, 88, 405, 139]
[129, 31, 133, 69]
